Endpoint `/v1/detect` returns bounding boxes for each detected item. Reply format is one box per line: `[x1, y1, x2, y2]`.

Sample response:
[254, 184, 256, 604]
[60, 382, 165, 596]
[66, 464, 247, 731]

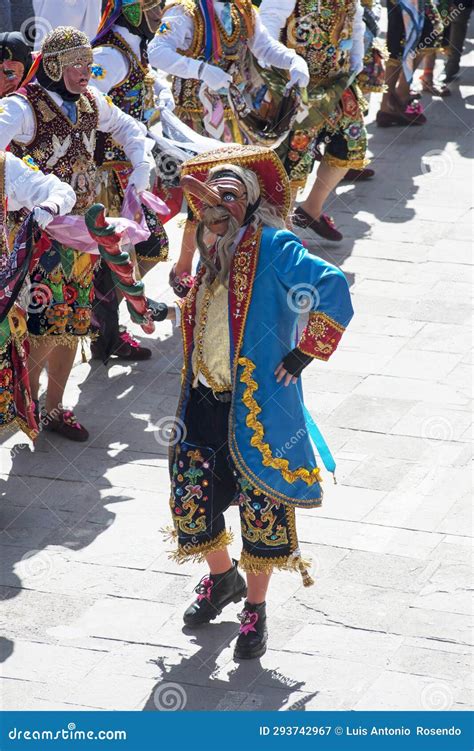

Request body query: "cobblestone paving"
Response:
[0, 52, 472, 712]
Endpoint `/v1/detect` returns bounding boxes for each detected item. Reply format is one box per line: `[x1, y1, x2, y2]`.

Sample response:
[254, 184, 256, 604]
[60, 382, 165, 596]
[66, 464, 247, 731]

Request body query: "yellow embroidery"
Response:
[22, 155, 39, 171]
[238, 357, 322, 487]
[90, 64, 106, 80]
[241, 498, 289, 547]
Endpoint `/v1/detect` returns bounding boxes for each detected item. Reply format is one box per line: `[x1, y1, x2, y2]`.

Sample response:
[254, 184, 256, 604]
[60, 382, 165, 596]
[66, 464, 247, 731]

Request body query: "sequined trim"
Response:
[181, 147, 291, 220]
[28, 332, 96, 349]
[323, 154, 370, 170]
[0, 414, 37, 441]
[238, 357, 322, 487]
[298, 311, 346, 361]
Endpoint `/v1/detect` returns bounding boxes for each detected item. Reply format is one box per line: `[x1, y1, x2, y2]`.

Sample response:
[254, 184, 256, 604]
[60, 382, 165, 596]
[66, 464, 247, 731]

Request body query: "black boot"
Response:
[183, 559, 247, 627]
[233, 601, 268, 660]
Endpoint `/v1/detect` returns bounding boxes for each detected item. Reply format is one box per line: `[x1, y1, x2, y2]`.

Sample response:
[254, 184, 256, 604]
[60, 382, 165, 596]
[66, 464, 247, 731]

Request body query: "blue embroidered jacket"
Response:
[176, 223, 354, 508]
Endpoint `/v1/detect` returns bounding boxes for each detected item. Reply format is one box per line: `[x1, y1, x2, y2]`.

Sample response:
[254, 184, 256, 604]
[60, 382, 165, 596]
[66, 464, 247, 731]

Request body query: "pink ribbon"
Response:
[45, 187, 170, 256]
[62, 410, 82, 429]
[239, 611, 258, 636]
[405, 101, 424, 115]
[197, 577, 213, 602]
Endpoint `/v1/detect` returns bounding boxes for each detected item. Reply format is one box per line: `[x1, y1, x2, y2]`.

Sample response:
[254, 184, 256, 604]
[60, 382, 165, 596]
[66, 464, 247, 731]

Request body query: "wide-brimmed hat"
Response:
[180, 144, 291, 220]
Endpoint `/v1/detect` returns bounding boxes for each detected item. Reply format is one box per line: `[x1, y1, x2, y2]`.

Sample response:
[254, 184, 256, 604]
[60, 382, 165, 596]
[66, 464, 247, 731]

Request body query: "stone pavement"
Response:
[0, 55, 472, 712]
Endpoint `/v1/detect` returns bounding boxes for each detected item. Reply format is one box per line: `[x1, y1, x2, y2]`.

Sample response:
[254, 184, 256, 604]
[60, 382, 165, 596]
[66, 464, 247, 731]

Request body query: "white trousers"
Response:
[32, 0, 102, 49]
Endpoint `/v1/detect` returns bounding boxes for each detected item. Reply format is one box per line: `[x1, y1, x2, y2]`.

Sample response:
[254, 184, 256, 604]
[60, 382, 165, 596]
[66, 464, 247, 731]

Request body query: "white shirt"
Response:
[0, 86, 154, 168]
[5, 151, 76, 215]
[91, 24, 170, 98]
[32, 0, 102, 50]
[258, 0, 365, 75]
[148, 1, 304, 78]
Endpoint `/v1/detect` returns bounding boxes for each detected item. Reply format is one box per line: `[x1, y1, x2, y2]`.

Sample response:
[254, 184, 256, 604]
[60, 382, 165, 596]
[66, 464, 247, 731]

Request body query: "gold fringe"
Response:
[290, 178, 307, 194]
[29, 332, 98, 350]
[359, 84, 387, 94]
[0, 415, 37, 441]
[135, 254, 168, 262]
[239, 550, 315, 587]
[238, 357, 322, 486]
[29, 333, 80, 349]
[165, 528, 235, 564]
[323, 154, 370, 170]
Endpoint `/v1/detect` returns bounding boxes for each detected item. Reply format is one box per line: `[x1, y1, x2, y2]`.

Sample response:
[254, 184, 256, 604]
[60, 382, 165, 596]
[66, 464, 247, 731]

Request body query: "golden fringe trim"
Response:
[323, 154, 370, 170]
[239, 550, 315, 587]
[290, 178, 307, 194]
[136, 253, 169, 263]
[162, 526, 234, 564]
[238, 357, 322, 487]
[360, 84, 387, 94]
[29, 333, 97, 349]
[0, 415, 37, 441]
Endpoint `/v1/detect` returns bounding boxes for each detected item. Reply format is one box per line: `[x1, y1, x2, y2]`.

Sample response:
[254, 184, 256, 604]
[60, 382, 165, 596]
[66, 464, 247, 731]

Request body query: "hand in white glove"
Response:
[200, 63, 232, 93]
[32, 206, 55, 229]
[288, 55, 310, 89]
[129, 161, 152, 195]
[158, 86, 175, 111]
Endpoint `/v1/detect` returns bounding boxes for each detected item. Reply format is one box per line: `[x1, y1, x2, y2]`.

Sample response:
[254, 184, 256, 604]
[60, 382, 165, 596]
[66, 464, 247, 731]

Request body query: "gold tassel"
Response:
[81, 339, 87, 363]
[299, 561, 315, 588]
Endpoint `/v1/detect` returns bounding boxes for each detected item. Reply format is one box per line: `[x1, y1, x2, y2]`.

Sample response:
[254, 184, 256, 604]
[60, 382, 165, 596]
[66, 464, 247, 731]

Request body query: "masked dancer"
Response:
[260, 0, 369, 243]
[156, 145, 353, 659]
[148, 0, 310, 298]
[0, 26, 157, 440]
[0, 150, 75, 439]
[89, 0, 173, 362]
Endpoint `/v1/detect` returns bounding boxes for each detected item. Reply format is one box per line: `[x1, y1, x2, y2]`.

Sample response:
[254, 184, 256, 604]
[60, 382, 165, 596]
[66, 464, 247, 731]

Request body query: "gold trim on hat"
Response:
[41, 26, 92, 82]
[180, 145, 291, 219]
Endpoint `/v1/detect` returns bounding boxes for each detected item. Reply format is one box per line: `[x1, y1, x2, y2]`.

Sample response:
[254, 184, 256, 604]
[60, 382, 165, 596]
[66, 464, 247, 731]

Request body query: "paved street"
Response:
[0, 51, 472, 712]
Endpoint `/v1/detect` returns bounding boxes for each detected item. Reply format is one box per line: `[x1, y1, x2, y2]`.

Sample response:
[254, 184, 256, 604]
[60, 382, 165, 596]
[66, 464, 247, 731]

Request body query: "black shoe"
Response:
[233, 600, 268, 660]
[183, 559, 247, 627]
[90, 330, 152, 362]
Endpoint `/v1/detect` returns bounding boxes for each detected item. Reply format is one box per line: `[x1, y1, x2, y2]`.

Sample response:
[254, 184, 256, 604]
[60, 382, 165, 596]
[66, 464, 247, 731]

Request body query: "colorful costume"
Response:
[148, 0, 309, 143]
[91, 1, 169, 262]
[386, 0, 444, 84]
[259, 0, 369, 192]
[357, 0, 387, 95]
[168, 145, 353, 574]
[89, 1, 170, 360]
[160, 144, 353, 660]
[0, 27, 155, 350]
[0, 150, 76, 438]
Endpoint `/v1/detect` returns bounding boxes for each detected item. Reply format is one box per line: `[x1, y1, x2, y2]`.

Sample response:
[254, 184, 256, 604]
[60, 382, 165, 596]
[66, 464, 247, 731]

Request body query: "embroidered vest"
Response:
[10, 83, 98, 215]
[191, 278, 232, 392]
[282, 0, 356, 84]
[93, 30, 154, 165]
[167, 0, 255, 114]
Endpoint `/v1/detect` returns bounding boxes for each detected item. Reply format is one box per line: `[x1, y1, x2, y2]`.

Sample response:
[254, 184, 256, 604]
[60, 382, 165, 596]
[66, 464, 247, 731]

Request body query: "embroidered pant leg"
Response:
[236, 475, 300, 575]
[169, 386, 238, 561]
[321, 89, 369, 170]
[28, 243, 97, 346]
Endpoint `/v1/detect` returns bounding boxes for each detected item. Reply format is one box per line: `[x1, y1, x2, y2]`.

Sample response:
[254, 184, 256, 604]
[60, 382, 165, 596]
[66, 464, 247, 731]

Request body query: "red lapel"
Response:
[228, 224, 262, 368]
[180, 223, 262, 371]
